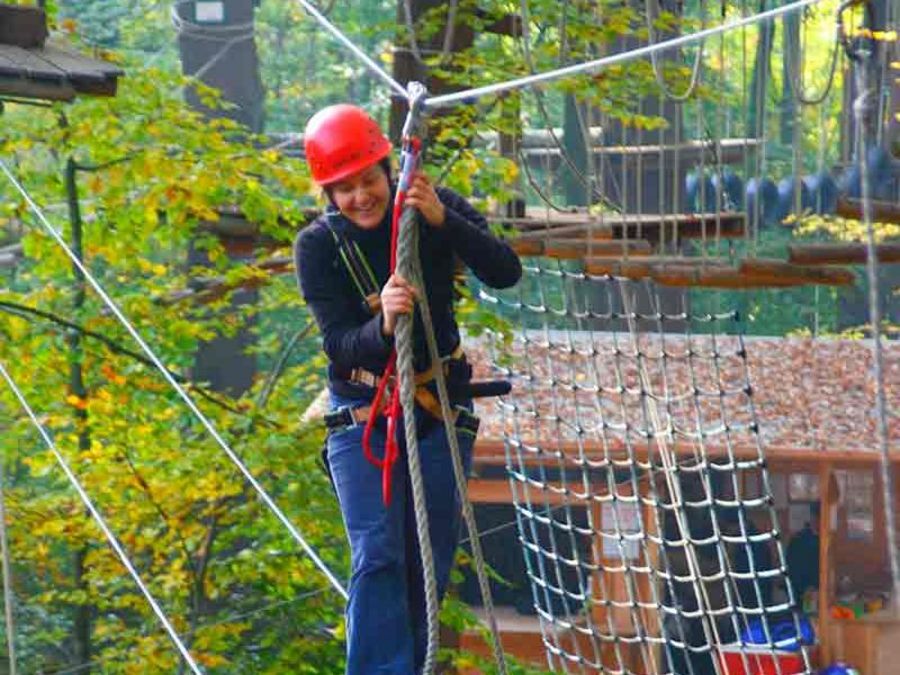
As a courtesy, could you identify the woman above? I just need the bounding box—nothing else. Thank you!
[295,104,521,674]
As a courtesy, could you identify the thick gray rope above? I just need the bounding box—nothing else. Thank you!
[396,203,509,675]
[394,206,441,674]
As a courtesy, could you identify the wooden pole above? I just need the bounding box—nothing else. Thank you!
[818,463,834,667]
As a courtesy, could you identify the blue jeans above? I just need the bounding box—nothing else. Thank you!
[326,392,476,675]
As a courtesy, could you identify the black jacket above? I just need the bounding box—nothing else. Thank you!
[295,186,521,398]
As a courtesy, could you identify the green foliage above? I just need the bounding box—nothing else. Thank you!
[0,64,347,672]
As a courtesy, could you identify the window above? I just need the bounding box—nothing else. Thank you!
[837,470,875,543]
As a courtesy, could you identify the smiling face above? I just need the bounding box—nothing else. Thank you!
[329,162,391,230]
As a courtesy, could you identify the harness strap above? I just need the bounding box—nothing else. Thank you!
[324,216,382,315]
[347,344,465,389]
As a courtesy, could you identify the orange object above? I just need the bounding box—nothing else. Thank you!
[831,606,855,620]
[303,104,392,186]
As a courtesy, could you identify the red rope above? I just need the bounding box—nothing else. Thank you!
[361,137,421,505]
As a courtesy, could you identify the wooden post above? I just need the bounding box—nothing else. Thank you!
[818,462,835,667]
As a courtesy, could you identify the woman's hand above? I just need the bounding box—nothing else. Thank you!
[404,171,446,228]
[380,273,416,336]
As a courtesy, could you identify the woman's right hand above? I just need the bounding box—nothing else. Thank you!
[380,273,416,336]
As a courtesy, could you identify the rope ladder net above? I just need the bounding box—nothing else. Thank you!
[475,271,816,674]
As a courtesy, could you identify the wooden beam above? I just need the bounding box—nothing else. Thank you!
[509,238,652,259]
[581,257,806,289]
[836,198,900,225]
[520,138,760,167]
[472,438,900,467]
[738,258,857,286]
[467,478,578,505]
[546,239,652,260]
[502,210,746,243]
[787,242,900,266]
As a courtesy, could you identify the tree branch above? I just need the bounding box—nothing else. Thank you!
[0,300,284,429]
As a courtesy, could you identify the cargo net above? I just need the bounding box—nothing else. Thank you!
[477,260,815,675]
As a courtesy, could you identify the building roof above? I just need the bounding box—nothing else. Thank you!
[469,336,900,457]
[0,4,122,102]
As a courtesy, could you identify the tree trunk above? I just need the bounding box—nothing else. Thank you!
[175,0,265,397]
[562,94,589,207]
[780,12,799,145]
[175,0,265,133]
[748,2,774,140]
[72,547,91,670]
[65,157,93,673]
[389,0,474,143]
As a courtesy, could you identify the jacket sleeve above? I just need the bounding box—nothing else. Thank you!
[295,225,393,372]
[437,188,522,289]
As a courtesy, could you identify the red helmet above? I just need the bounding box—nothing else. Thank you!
[304,104,392,186]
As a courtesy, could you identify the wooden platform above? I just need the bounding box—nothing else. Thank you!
[836,198,900,225]
[0,43,122,100]
[580,256,856,288]
[500,209,746,243]
[510,238,652,259]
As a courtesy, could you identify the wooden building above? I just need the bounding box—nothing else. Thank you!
[0,3,122,103]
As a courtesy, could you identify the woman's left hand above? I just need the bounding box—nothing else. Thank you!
[404,171,445,228]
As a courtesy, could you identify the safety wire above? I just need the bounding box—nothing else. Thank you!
[843,1,900,614]
[290,0,408,100]
[0,360,203,675]
[425,0,822,109]
[0,159,349,603]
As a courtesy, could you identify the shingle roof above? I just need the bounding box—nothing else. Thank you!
[0,41,122,101]
[469,336,899,455]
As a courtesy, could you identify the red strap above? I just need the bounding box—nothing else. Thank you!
[362,136,422,505]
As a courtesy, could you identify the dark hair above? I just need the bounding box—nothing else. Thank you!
[324,157,392,205]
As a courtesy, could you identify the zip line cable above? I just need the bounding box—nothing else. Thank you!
[288,0,817,114]
[0,360,203,675]
[0,159,349,603]
[847,30,900,615]
[424,0,822,108]
[290,0,408,100]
